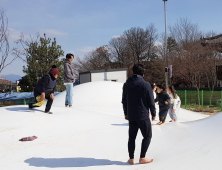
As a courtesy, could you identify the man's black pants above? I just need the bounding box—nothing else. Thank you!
[128,119,152,159]
[30,91,53,112]
[43,93,53,112]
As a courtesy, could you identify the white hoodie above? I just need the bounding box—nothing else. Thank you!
[168,93,181,110]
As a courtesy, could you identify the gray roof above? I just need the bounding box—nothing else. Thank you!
[80,68,128,75]
[201,34,222,52]
[0,79,14,85]
[202,34,222,44]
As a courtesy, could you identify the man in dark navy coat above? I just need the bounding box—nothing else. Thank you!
[29,65,60,114]
[122,64,156,165]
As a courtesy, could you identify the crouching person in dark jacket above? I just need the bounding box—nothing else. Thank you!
[122,64,156,165]
[29,65,60,114]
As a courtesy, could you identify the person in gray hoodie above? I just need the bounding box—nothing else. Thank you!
[64,53,75,107]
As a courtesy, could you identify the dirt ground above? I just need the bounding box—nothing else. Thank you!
[199,111,218,116]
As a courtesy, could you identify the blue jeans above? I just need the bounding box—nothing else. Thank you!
[65,83,73,106]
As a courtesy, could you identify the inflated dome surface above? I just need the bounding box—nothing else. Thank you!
[0,81,221,170]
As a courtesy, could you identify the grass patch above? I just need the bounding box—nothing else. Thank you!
[0,101,19,107]
[181,104,221,115]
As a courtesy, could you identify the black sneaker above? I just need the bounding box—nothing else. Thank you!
[29,103,33,109]
[45,111,53,114]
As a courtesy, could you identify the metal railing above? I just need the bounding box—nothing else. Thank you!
[176,90,222,112]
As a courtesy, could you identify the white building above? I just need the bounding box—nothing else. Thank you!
[79,68,128,84]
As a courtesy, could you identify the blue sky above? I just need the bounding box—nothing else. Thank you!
[1,0,222,76]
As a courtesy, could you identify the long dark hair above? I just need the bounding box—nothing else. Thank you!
[168,85,177,99]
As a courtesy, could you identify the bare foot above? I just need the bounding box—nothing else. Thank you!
[128,159,135,165]
[157,122,162,125]
[169,120,173,122]
[65,105,68,107]
[139,158,153,164]
[159,122,165,125]
[69,106,73,108]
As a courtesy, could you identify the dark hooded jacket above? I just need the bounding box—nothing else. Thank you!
[122,74,156,121]
[34,73,56,95]
[154,91,170,112]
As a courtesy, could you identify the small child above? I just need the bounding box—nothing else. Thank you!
[166,85,181,122]
[155,84,170,125]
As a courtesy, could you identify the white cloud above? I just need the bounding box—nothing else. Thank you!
[66,46,96,60]
[8,28,67,43]
[112,35,121,39]
[8,28,38,43]
[77,46,96,53]
[154,41,163,47]
[43,29,67,36]
[8,28,22,42]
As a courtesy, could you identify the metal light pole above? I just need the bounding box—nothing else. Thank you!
[163,0,168,87]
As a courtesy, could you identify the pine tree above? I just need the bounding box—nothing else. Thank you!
[167,37,178,53]
[22,34,65,91]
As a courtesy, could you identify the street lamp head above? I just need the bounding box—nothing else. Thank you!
[163,0,168,1]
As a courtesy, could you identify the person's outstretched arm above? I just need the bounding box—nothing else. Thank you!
[122,83,128,120]
[164,93,171,105]
[146,83,156,120]
[40,75,50,100]
[49,85,56,100]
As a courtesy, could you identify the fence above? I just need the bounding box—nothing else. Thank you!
[1,91,222,111]
[176,90,222,111]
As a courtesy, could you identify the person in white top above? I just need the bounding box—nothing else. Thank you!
[151,84,157,100]
[166,85,181,122]
[150,84,158,121]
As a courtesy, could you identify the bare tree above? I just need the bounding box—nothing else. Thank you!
[12,33,64,90]
[169,18,202,48]
[123,24,158,64]
[171,39,222,105]
[12,33,40,82]
[168,18,206,94]
[0,9,15,74]
[200,49,222,105]
[109,36,132,68]
[75,45,112,73]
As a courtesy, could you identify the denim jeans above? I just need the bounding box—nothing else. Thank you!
[65,83,73,106]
